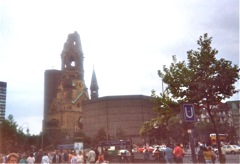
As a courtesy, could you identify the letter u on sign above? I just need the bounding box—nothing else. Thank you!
[183,104,195,122]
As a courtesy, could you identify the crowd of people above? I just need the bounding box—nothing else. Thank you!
[0,142,227,164]
[142,142,225,164]
[197,145,227,164]
[142,143,185,163]
[0,147,108,164]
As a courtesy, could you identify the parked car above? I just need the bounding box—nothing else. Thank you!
[138,146,154,153]
[152,145,166,154]
[221,145,240,154]
[117,149,131,156]
[132,147,138,153]
[212,147,219,154]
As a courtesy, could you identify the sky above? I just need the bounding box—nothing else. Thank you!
[0,0,239,135]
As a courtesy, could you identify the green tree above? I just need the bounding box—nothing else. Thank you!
[139,121,151,138]
[43,130,68,150]
[0,115,42,153]
[92,127,107,146]
[139,91,180,144]
[158,33,240,160]
[0,115,21,153]
[115,127,127,140]
[167,116,187,144]
[139,121,158,145]
[74,131,91,148]
[151,91,179,125]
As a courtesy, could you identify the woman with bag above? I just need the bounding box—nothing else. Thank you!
[203,146,213,164]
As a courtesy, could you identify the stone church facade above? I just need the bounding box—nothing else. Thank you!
[42,32,155,145]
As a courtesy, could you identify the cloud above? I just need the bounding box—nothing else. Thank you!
[1,0,239,135]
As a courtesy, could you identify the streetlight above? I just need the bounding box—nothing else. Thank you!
[153,121,160,144]
[19,122,30,152]
[20,122,30,135]
[153,121,166,145]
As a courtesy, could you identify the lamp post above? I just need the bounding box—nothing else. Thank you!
[153,121,160,144]
[153,121,166,145]
[20,122,30,152]
[21,122,30,135]
[188,127,197,163]
[41,131,43,150]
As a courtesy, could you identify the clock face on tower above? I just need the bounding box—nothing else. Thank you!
[75,80,84,90]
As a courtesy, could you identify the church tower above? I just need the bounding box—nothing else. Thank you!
[43,32,89,139]
[90,68,99,100]
[61,31,84,81]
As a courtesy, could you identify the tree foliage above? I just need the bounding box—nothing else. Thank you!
[91,127,107,146]
[139,92,181,144]
[0,115,23,153]
[167,116,187,144]
[158,33,239,104]
[0,115,43,153]
[115,127,127,140]
[151,91,179,124]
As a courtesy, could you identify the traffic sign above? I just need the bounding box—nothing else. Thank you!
[182,104,195,122]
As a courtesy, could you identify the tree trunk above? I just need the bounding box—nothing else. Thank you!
[206,101,225,163]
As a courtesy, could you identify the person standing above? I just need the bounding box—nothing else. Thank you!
[62,149,69,163]
[153,147,160,161]
[82,150,87,163]
[35,149,43,163]
[70,152,78,164]
[165,144,174,163]
[210,147,217,163]
[197,146,205,163]
[41,152,51,164]
[68,151,74,163]
[76,151,84,164]
[52,150,62,163]
[96,152,105,163]
[19,153,27,163]
[144,148,150,161]
[88,147,96,164]
[220,146,226,163]
[173,143,184,163]
[203,146,213,164]
[26,152,35,164]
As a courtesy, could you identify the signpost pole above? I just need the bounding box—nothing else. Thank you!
[188,128,197,163]
[182,104,197,163]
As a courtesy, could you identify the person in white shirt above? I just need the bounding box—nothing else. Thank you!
[41,152,50,164]
[88,148,96,164]
[77,151,84,164]
[26,153,35,164]
[70,153,78,164]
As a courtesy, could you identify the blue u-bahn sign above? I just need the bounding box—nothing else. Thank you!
[182,104,195,122]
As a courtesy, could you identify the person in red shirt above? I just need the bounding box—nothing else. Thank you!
[173,143,184,163]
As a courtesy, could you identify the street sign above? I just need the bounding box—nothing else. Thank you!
[100,140,131,146]
[58,144,74,150]
[182,104,195,122]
